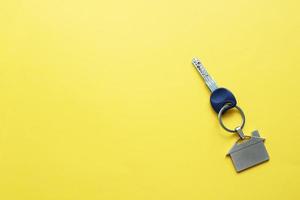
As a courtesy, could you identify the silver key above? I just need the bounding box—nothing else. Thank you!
[192,58,218,92]
[192,58,270,172]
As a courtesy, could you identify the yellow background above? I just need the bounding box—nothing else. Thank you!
[0,0,299,199]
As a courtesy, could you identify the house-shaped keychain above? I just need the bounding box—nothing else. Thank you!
[227,130,269,172]
[191,58,270,172]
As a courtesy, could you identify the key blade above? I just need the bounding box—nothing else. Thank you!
[192,58,218,92]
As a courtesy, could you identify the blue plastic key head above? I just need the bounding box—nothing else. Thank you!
[210,88,237,113]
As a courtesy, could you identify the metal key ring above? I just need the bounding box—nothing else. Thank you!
[218,104,246,133]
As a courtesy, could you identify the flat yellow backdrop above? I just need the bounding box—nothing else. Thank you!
[0,0,300,199]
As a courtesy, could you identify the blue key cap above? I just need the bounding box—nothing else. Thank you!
[210,88,236,113]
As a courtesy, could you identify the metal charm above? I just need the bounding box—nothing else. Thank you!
[227,130,269,172]
[217,96,270,172]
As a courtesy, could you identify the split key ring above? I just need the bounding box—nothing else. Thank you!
[218,104,246,139]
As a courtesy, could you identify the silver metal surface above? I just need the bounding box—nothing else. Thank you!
[192,58,218,92]
[227,130,269,172]
[235,126,245,140]
[217,104,246,133]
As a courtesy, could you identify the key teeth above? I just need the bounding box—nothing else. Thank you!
[192,58,201,65]
[192,57,218,92]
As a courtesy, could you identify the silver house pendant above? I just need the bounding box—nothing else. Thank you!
[227,130,269,172]
[217,97,270,172]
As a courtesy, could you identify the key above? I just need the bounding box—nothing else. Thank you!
[192,58,269,172]
[192,58,237,113]
[191,57,270,172]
